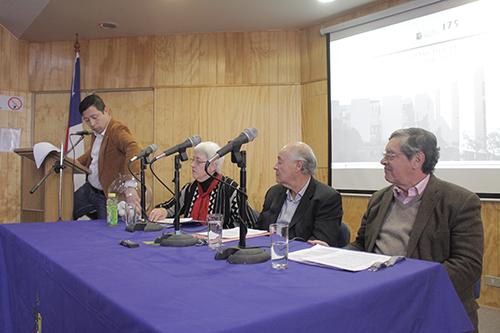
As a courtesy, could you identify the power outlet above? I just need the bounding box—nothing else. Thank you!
[484,275,500,288]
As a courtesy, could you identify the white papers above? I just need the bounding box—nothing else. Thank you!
[196,227,268,241]
[33,142,60,168]
[289,245,392,272]
[155,218,194,224]
[221,228,268,239]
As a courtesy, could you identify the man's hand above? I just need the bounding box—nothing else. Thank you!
[307,239,329,247]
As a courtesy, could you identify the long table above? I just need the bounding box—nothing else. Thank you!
[0,220,472,332]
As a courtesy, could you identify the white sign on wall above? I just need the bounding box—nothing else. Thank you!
[0,95,24,112]
[0,128,21,152]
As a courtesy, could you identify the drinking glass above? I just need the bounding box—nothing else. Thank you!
[269,223,288,270]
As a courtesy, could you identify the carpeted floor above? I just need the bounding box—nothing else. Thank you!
[478,306,500,333]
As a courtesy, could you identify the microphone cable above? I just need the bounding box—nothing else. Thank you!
[203,166,257,228]
[149,159,175,196]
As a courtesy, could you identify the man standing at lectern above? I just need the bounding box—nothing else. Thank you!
[73,94,142,220]
[256,142,343,246]
[347,127,483,331]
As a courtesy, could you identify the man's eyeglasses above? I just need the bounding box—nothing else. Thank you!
[382,151,402,161]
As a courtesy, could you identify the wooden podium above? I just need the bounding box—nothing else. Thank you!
[15,148,88,222]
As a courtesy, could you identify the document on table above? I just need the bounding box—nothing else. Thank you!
[289,245,392,272]
[196,227,268,242]
[155,218,195,225]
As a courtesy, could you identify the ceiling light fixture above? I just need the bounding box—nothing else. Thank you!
[318,0,336,3]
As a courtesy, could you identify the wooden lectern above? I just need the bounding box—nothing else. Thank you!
[14,148,88,222]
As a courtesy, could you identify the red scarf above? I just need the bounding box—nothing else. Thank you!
[190,176,221,224]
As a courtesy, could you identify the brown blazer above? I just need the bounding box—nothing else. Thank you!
[350,174,483,315]
[77,118,141,195]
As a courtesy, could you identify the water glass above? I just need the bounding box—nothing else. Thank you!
[124,204,137,226]
[269,223,289,270]
[207,213,223,251]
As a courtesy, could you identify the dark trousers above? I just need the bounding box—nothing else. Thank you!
[73,182,107,220]
[469,309,478,333]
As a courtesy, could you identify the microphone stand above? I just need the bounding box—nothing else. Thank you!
[126,155,163,232]
[57,142,64,221]
[139,157,148,221]
[157,149,198,247]
[214,149,270,264]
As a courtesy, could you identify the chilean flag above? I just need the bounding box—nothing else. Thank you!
[64,52,82,154]
[65,51,86,190]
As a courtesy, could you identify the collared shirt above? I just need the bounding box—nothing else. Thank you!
[277,177,311,224]
[393,174,430,205]
[87,128,107,190]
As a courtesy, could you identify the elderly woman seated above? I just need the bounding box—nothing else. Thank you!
[148,141,255,228]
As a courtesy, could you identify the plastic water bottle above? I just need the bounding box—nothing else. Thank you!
[106,192,118,226]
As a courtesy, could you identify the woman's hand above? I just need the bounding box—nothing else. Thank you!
[148,208,168,222]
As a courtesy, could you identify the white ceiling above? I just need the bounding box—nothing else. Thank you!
[0,0,377,42]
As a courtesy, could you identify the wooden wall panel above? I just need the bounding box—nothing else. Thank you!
[480,202,500,307]
[300,26,327,84]
[0,25,30,224]
[153,85,301,211]
[0,28,29,91]
[29,37,153,91]
[155,31,300,87]
[302,80,328,168]
[85,37,154,89]
[29,41,76,92]
[0,91,31,224]
[33,93,68,145]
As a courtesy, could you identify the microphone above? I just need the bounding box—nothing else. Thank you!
[152,136,201,162]
[130,144,158,162]
[207,128,257,164]
[70,130,92,136]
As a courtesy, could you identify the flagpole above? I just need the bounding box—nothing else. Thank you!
[64,34,81,154]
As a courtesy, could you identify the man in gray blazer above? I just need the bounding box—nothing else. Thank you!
[348,128,483,331]
[256,142,343,246]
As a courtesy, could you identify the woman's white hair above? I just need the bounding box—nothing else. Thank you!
[193,141,224,173]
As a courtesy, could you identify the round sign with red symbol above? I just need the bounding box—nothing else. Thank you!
[7,97,23,111]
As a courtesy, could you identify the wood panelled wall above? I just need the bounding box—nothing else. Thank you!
[299,0,499,308]
[26,32,301,215]
[0,25,31,223]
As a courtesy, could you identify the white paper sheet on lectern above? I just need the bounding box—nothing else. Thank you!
[33,142,60,168]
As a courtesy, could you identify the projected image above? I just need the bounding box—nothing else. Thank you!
[330,0,500,167]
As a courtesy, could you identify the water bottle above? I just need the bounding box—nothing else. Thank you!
[106,192,118,226]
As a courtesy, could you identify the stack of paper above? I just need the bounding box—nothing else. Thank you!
[155,218,196,224]
[196,227,269,243]
[289,245,393,272]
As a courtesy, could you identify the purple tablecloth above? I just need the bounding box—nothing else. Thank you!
[0,220,472,333]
